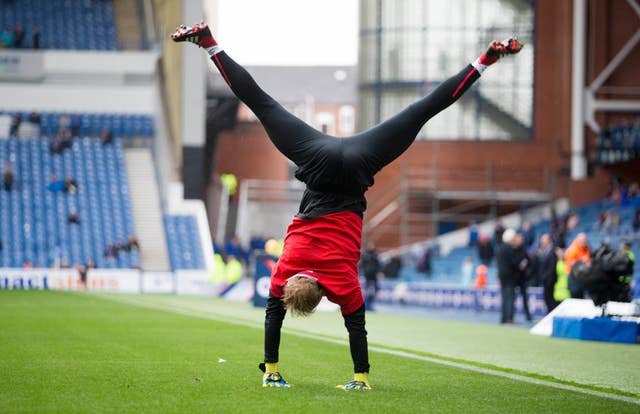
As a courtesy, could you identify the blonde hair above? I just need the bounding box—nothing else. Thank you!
[283,276,323,317]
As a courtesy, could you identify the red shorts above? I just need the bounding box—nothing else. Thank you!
[270,211,364,315]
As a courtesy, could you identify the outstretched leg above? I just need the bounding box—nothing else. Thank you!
[344,39,523,175]
[172,23,327,166]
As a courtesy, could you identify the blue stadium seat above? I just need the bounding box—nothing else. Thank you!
[163,215,206,271]
[0,0,118,50]
[0,136,137,269]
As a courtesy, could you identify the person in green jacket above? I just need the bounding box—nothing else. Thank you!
[554,247,570,303]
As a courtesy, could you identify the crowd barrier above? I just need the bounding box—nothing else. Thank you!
[1,267,547,318]
[376,281,547,317]
[0,268,206,295]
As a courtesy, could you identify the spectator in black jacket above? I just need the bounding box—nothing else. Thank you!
[512,233,532,322]
[14,23,24,47]
[633,208,640,234]
[68,208,80,224]
[537,233,557,314]
[360,241,381,311]
[497,228,518,324]
[477,234,494,265]
[2,161,14,191]
[32,25,41,49]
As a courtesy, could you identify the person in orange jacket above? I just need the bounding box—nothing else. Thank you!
[564,233,590,298]
[473,264,488,312]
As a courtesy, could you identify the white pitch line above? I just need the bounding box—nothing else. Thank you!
[99,294,640,405]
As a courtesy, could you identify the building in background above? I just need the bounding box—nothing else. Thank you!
[359,0,535,140]
[356,0,640,249]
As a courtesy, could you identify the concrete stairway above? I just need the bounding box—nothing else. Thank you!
[113,0,142,50]
[125,148,170,271]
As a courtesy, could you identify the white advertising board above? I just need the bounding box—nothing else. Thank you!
[142,272,175,294]
[0,268,140,293]
[175,270,216,296]
[0,268,78,290]
[86,269,141,293]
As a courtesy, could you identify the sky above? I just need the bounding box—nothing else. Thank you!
[206,0,359,66]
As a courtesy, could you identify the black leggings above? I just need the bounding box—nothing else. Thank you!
[211,51,480,187]
[264,295,369,373]
[211,51,480,374]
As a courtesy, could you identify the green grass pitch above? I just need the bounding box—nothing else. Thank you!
[1,290,639,413]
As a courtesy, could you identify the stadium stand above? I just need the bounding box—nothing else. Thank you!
[0,137,138,269]
[163,215,205,270]
[596,119,640,165]
[395,198,640,297]
[0,0,117,50]
[0,111,154,141]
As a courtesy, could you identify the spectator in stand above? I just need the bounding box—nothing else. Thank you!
[601,209,621,234]
[521,220,535,250]
[47,175,65,192]
[359,241,381,311]
[473,264,488,312]
[0,239,3,251]
[70,115,81,137]
[100,127,114,145]
[476,234,494,266]
[126,234,140,252]
[63,176,79,194]
[60,129,73,151]
[114,239,125,254]
[9,113,21,137]
[23,261,33,269]
[550,219,566,249]
[225,255,244,286]
[68,208,80,224]
[633,208,640,235]
[565,211,579,231]
[104,243,117,259]
[468,222,479,246]
[32,25,41,49]
[14,23,24,48]
[76,263,88,286]
[49,135,62,154]
[628,182,640,201]
[1,25,15,48]
[537,233,558,314]
[383,256,402,279]
[28,112,41,126]
[416,246,432,277]
[225,235,246,262]
[461,257,474,287]
[564,233,591,298]
[493,221,505,246]
[2,161,14,191]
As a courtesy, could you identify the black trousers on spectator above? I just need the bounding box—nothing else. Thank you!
[500,281,515,323]
[516,281,532,321]
[543,278,558,314]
